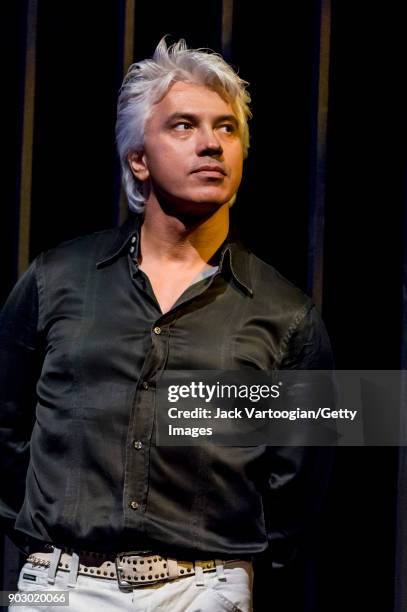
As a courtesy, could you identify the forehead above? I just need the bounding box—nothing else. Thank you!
[150,81,236,120]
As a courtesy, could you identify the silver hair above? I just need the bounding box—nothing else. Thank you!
[115,37,252,213]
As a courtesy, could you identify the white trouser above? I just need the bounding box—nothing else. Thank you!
[10,558,253,612]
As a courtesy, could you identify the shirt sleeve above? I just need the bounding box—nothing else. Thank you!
[264,304,335,569]
[0,260,42,536]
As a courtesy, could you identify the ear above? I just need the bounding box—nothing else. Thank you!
[127,150,149,182]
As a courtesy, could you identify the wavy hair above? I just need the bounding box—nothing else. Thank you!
[116,38,252,213]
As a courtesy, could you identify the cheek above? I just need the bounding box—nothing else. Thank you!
[230,153,244,181]
[228,143,244,168]
[146,145,188,180]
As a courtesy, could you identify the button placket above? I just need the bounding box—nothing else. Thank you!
[124,317,170,524]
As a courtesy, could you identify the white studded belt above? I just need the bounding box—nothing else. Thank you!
[27,550,230,588]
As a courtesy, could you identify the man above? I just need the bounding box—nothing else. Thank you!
[0,39,333,611]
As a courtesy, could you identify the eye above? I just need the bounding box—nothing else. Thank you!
[219,123,237,134]
[173,121,193,131]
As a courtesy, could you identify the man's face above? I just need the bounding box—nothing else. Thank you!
[129,81,244,215]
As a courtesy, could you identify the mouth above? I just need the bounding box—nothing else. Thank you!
[191,165,226,176]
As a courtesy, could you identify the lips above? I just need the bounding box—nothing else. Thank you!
[191,164,226,175]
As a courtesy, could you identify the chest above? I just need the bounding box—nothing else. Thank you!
[41,270,281,389]
[138,262,216,314]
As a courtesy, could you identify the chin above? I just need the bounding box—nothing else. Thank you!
[186,191,234,209]
[189,197,229,211]
[155,188,232,217]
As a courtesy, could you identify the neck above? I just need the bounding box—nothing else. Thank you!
[139,199,229,267]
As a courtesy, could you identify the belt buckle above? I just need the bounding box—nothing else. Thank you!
[115,554,132,588]
[115,551,155,589]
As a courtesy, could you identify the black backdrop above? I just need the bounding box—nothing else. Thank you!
[1,1,406,611]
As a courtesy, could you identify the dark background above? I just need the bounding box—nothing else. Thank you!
[1,1,406,611]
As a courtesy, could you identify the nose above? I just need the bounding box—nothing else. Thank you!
[196,126,223,157]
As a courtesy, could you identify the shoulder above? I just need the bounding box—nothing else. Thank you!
[236,248,333,366]
[250,253,333,368]
[34,227,120,280]
[39,228,118,266]
[29,228,121,305]
[246,249,313,317]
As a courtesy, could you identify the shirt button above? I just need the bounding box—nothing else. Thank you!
[133,440,143,450]
[131,236,136,244]
[153,326,162,335]
[142,381,149,390]
[130,501,139,510]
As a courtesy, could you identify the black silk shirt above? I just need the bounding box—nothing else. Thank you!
[0,214,333,564]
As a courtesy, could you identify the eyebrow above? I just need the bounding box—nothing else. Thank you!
[165,112,239,128]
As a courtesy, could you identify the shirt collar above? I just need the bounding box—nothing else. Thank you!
[96,213,141,269]
[218,242,253,296]
[96,213,253,296]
